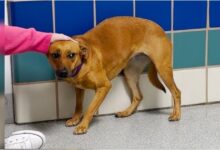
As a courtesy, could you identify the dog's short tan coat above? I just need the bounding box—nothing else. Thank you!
[48,17,181,134]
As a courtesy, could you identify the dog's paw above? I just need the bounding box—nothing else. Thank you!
[168,113,180,121]
[65,117,81,127]
[115,111,131,118]
[115,111,134,118]
[74,125,88,135]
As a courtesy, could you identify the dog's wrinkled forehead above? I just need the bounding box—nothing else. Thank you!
[49,40,80,53]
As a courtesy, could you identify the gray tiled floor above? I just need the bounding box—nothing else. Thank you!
[5,103,220,149]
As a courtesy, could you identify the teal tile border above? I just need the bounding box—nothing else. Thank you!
[0,56,4,94]
[174,31,206,69]
[13,52,55,83]
[208,30,220,66]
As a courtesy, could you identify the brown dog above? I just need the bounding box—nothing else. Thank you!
[48,17,181,134]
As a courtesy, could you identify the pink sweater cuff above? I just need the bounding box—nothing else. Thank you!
[31,30,52,54]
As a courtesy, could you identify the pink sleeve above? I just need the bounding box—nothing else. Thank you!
[0,25,52,55]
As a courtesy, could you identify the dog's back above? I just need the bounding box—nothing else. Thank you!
[80,16,168,79]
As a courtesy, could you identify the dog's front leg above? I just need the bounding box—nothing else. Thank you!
[66,88,84,127]
[74,83,111,134]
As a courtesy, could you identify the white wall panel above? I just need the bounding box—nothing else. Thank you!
[58,81,95,119]
[14,82,56,123]
[174,68,206,105]
[138,74,171,111]
[99,76,131,115]
[208,67,220,102]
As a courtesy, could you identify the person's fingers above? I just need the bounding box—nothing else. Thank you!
[59,34,72,40]
[51,33,72,43]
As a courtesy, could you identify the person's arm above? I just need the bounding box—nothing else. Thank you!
[0,25,72,55]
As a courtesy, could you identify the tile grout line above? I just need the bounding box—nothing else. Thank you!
[52,0,59,120]
[93,0,96,28]
[205,0,210,104]
[52,0,56,33]
[207,65,220,68]
[171,0,174,67]
[171,0,174,110]
[173,28,206,33]
[14,81,57,86]
[174,66,206,72]
[167,28,219,34]
[208,27,220,30]
[93,0,99,115]
[133,0,136,17]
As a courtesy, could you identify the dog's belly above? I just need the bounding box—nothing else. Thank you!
[106,53,151,80]
[126,53,151,72]
[123,53,151,76]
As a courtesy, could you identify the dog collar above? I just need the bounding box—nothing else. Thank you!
[70,62,83,78]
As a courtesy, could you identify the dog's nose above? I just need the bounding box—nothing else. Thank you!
[57,69,68,78]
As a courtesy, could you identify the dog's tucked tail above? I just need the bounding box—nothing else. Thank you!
[148,63,166,93]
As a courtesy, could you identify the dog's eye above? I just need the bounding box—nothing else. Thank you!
[51,53,60,59]
[67,53,75,59]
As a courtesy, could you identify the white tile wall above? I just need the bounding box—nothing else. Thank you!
[208,67,220,102]
[59,74,171,116]
[13,82,57,123]
[99,76,131,115]
[57,82,75,119]
[58,81,95,119]
[138,74,171,110]
[174,68,206,105]
[58,77,131,116]
[100,68,206,114]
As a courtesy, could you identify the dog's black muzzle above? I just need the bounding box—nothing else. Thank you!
[56,68,68,78]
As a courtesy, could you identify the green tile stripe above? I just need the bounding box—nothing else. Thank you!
[174,31,206,69]
[0,56,4,94]
[208,29,220,66]
[13,52,55,83]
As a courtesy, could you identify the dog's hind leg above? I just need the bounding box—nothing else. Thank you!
[148,37,181,121]
[156,64,181,121]
[115,54,149,118]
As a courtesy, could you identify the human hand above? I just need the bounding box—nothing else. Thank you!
[50,33,72,43]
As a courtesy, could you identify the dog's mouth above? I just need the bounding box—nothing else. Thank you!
[56,73,68,79]
[56,62,83,79]
[56,68,79,79]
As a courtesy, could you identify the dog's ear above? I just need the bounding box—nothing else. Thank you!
[72,36,89,62]
[79,43,89,62]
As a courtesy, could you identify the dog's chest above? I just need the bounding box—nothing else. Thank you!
[65,78,95,89]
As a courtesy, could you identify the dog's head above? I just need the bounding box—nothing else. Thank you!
[48,39,89,78]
